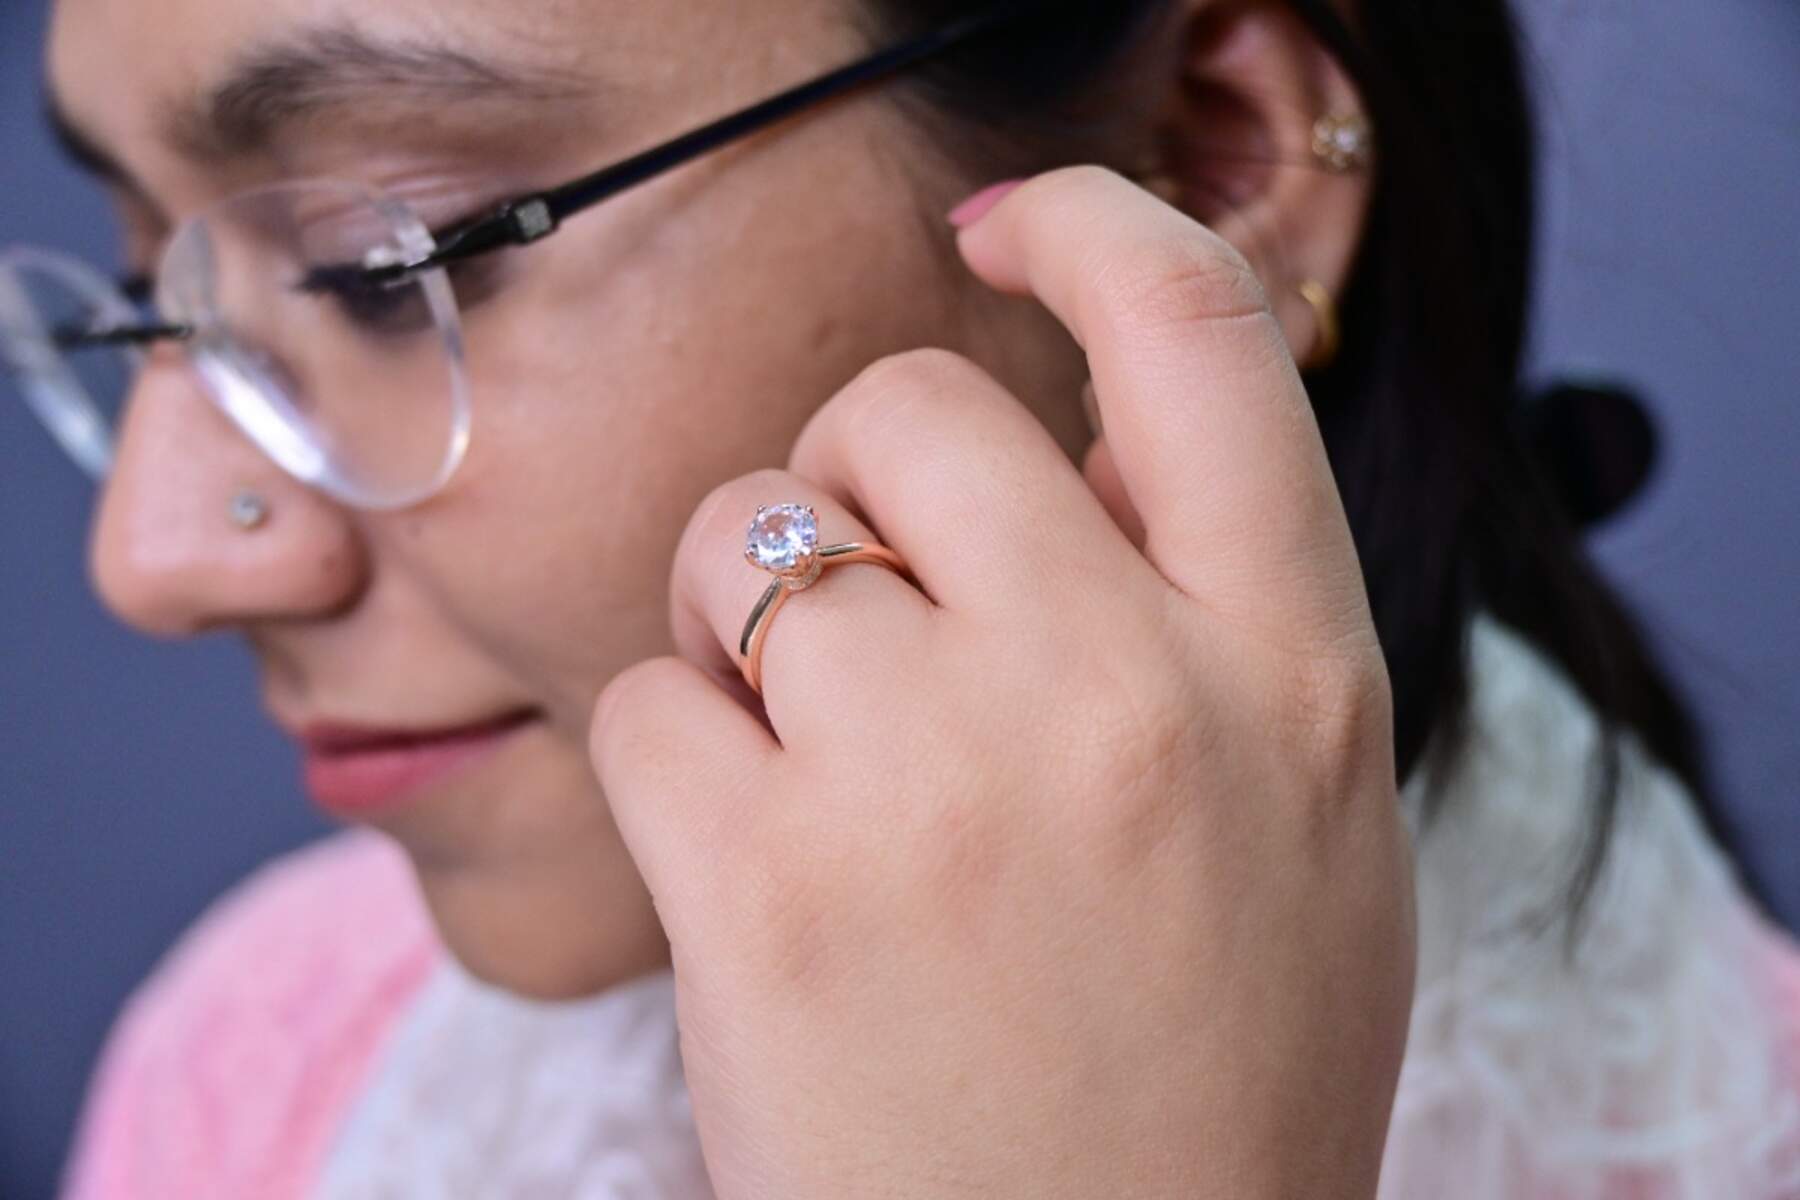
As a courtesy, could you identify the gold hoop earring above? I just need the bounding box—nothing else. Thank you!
[1295,279,1340,371]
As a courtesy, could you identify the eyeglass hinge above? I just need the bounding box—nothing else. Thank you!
[505,198,558,245]
[421,196,560,273]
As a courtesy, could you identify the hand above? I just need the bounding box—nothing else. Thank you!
[591,166,1415,1200]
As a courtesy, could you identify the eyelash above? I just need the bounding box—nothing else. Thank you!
[113,218,509,320]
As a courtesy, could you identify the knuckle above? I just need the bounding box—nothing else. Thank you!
[1006,164,1275,344]
[1091,228,1271,345]
[1268,644,1400,875]
[838,347,984,433]
[733,818,858,995]
[1275,639,1394,782]
[819,349,997,490]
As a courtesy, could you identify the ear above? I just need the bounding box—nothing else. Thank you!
[1130,0,1375,372]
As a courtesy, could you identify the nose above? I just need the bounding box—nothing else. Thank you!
[88,346,367,638]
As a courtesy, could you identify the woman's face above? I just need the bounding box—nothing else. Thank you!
[47,0,1096,994]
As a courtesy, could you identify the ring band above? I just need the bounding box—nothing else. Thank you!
[739,503,908,695]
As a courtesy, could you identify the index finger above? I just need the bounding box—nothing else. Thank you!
[953,166,1369,644]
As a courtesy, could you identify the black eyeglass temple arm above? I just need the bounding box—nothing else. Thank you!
[28,2,1036,343]
[382,1,1037,282]
[53,321,194,349]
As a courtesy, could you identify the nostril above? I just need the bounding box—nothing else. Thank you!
[87,477,368,639]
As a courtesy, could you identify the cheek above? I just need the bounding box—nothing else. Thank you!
[389,260,838,725]
[388,137,958,722]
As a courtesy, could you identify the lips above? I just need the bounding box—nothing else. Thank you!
[297,707,540,816]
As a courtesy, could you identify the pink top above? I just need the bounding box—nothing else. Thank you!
[61,832,439,1198]
[51,619,1800,1198]
[55,827,1800,1198]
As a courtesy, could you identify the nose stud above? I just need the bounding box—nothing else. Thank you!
[229,490,270,530]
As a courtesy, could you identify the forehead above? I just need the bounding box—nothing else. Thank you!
[47,0,613,96]
[44,0,857,192]
[44,0,847,123]
[42,0,783,202]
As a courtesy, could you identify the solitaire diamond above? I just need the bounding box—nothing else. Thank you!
[746,504,819,573]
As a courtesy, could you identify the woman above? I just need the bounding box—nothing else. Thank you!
[5,0,1796,1194]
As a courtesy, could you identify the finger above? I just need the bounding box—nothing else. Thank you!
[1080,435,1147,551]
[786,348,1144,614]
[589,654,779,935]
[670,467,935,743]
[954,166,1367,641]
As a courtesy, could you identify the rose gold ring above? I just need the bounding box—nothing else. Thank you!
[739,503,908,695]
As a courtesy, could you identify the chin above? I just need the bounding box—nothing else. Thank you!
[433,899,675,1002]
[316,723,672,998]
[444,934,668,1002]
[389,799,674,1001]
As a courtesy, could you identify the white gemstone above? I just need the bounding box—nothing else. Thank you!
[746,504,818,572]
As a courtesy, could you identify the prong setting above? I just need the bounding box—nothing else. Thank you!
[746,503,821,583]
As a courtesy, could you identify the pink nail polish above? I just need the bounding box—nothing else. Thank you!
[947,179,1026,228]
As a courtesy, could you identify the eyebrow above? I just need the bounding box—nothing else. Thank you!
[162,26,590,163]
[43,23,590,196]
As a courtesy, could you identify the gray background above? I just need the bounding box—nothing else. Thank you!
[2,0,1796,1193]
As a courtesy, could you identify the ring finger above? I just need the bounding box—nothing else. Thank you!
[669,467,936,742]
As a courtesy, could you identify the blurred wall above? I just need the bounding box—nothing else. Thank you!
[1525,0,1800,909]
[0,6,330,1192]
[2,0,1796,1193]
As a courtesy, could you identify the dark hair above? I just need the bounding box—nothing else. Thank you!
[863,0,1752,925]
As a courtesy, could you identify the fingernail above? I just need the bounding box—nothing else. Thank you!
[947,179,1026,228]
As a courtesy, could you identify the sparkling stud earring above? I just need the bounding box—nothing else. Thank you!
[229,490,270,530]
[1311,111,1374,173]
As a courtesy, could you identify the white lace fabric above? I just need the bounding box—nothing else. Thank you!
[315,966,711,1199]
[316,616,1800,1198]
[1385,617,1800,1199]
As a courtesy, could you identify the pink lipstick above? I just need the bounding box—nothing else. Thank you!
[298,708,538,816]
